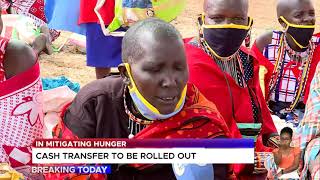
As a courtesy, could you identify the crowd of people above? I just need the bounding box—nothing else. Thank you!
[0,0,319,179]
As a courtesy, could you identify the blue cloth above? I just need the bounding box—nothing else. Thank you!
[308,139,320,161]
[122,0,152,8]
[172,164,214,180]
[86,23,123,68]
[42,76,80,93]
[45,0,86,35]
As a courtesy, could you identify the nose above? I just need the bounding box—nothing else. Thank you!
[160,74,177,88]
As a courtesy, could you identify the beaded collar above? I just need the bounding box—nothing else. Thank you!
[268,33,315,112]
[123,86,154,125]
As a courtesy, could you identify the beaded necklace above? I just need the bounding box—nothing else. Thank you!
[268,33,315,112]
[123,87,149,138]
[197,20,263,122]
[198,31,247,87]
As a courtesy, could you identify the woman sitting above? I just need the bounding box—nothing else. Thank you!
[0,8,43,178]
[265,127,300,179]
[253,0,320,126]
[49,18,231,180]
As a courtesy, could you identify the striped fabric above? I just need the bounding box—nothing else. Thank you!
[254,152,272,174]
[2,145,32,168]
[263,31,320,103]
[237,123,261,142]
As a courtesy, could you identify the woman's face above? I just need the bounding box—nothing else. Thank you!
[280,0,315,26]
[280,133,292,148]
[128,34,188,114]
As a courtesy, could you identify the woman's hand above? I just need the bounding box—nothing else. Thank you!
[276,169,283,177]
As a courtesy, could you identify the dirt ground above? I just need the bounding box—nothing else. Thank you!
[40,0,320,87]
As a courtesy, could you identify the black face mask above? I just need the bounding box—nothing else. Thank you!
[280,16,315,49]
[200,16,253,58]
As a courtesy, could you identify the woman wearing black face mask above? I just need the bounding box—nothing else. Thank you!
[185,0,279,178]
[253,0,320,127]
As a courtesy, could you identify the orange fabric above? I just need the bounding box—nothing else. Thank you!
[274,147,300,169]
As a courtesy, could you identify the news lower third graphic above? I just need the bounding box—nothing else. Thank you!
[31,165,111,174]
[32,139,255,164]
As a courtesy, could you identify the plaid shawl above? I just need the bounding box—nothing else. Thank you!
[292,62,320,179]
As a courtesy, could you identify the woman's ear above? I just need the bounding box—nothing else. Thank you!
[118,63,130,85]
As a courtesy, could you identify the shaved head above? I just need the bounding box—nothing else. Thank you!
[121,18,183,63]
[119,18,188,115]
[277,0,315,18]
[204,0,248,16]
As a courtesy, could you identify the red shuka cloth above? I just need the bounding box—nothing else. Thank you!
[45,83,231,179]
[185,39,278,176]
[185,39,277,151]
[79,0,115,25]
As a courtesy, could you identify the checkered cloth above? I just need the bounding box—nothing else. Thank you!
[263,31,320,103]
[264,154,278,178]
[299,62,320,128]
[293,62,320,148]
[292,62,320,179]
[302,138,320,180]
